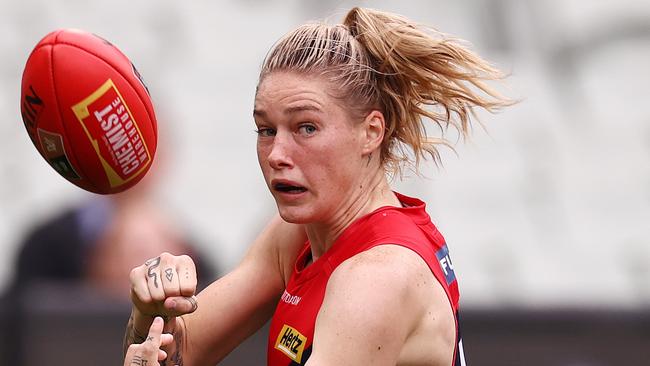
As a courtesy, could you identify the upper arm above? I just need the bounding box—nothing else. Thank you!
[182,214,306,365]
[306,245,428,366]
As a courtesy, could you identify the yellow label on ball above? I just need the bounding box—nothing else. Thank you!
[72,79,151,188]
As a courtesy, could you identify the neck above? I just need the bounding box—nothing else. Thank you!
[305,168,400,262]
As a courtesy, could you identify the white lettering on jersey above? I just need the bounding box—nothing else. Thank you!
[281,290,301,305]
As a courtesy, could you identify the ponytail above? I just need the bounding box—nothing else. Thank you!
[344,7,513,171]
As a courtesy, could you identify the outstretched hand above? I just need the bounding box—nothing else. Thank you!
[124,317,174,366]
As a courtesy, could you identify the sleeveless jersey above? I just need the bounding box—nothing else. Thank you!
[267,192,466,366]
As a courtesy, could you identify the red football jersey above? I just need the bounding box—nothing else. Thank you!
[267,192,466,366]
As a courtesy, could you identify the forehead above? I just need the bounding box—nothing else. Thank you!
[255,72,334,111]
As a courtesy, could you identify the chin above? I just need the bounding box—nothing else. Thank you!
[276,205,315,224]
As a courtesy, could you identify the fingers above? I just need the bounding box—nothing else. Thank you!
[164,295,199,315]
[160,255,181,297]
[129,252,198,317]
[158,349,168,362]
[124,344,137,366]
[124,317,173,366]
[147,316,164,347]
[177,254,197,297]
[130,266,152,304]
[145,256,165,301]
[147,253,196,301]
[148,317,173,362]
[160,333,174,347]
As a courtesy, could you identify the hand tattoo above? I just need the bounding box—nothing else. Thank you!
[165,268,174,283]
[146,257,161,288]
[171,325,183,366]
[131,355,148,366]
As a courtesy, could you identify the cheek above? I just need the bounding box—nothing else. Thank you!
[256,144,271,176]
[308,137,361,186]
[256,143,265,162]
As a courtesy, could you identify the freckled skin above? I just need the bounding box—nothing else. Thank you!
[254,72,369,228]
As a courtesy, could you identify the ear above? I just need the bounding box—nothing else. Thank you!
[361,110,385,156]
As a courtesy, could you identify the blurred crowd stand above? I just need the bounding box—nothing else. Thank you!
[0,0,649,365]
[0,170,217,365]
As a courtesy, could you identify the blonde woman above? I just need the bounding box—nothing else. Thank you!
[124,7,510,366]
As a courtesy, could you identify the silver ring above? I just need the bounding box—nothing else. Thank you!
[188,295,198,312]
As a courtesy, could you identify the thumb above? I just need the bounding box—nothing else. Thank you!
[164,295,198,315]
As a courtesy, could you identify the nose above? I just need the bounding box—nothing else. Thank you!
[266,133,293,170]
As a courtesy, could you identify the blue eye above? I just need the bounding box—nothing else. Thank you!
[298,124,317,135]
[255,128,276,137]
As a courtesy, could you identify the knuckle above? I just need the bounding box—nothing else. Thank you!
[129,267,142,282]
[180,276,196,287]
[131,285,150,302]
[181,286,194,296]
[164,283,181,296]
[179,285,194,297]
[150,290,166,302]
[165,290,180,298]
[127,344,139,354]
[134,294,153,307]
[180,285,196,297]
[142,341,157,354]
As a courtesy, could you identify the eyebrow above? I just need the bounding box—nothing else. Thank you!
[253,109,265,118]
[253,104,323,118]
[284,104,323,114]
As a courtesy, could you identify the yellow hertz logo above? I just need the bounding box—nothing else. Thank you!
[274,324,307,363]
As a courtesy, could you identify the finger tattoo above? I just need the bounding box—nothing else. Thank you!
[146,257,161,288]
[146,336,154,341]
[131,355,148,366]
[165,268,174,283]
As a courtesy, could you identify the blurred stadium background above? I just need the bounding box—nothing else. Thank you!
[0,0,649,365]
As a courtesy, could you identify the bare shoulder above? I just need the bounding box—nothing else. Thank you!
[310,245,455,366]
[328,244,442,314]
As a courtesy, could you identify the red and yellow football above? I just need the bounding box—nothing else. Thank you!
[20,29,157,194]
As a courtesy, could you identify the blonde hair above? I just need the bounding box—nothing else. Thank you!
[259,7,513,174]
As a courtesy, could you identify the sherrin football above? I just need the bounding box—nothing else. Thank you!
[20,29,157,194]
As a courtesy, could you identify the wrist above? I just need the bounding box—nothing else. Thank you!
[131,308,155,339]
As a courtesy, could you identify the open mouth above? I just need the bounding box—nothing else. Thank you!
[274,182,307,194]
